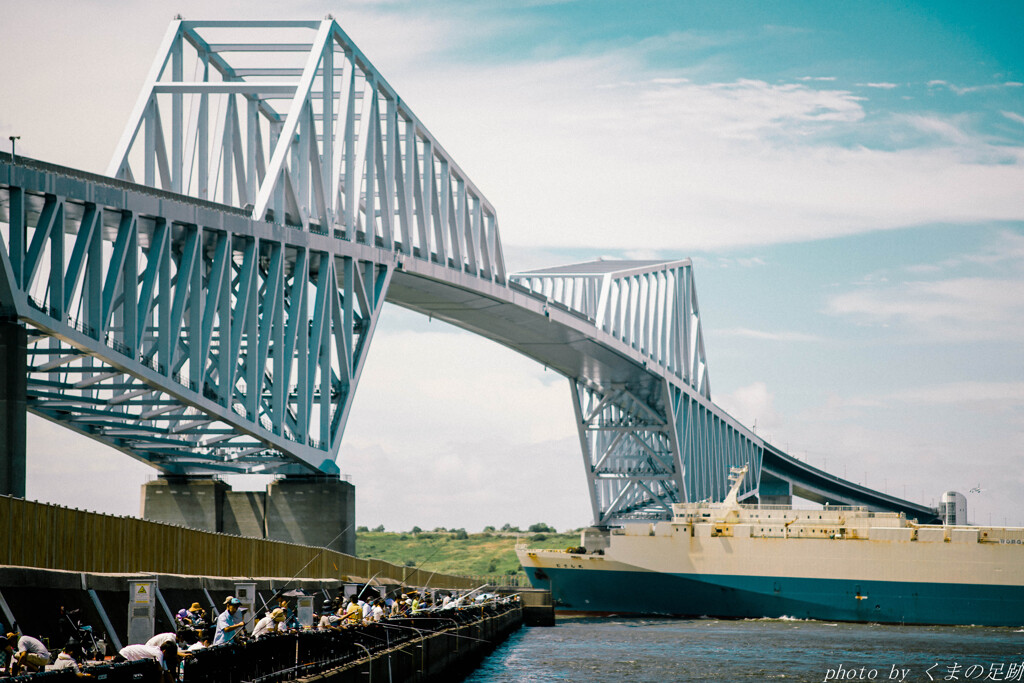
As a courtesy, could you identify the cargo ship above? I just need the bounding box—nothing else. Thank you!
[516,467,1024,626]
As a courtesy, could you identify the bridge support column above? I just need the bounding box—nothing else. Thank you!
[141,477,229,532]
[0,320,27,498]
[757,471,793,506]
[265,476,355,555]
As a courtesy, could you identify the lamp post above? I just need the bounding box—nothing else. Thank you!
[9,136,20,164]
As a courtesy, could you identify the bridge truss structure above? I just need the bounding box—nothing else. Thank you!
[0,19,938,524]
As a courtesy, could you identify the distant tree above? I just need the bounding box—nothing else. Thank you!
[373,524,385,532]
[528,522,556,533]
[500,523,521,533]
[404,559,416,567]
[531,533,547,541]
[411,526,422,534]
[487,559,498,573]
[483,525,496,532]
[356,526,369,533]
[453,528,469,540]
[433,526,447,532]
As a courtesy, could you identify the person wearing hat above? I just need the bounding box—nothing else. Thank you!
[187,602,207,628]
[317,602,341,631]
[251,607,286,639]
[213,598,245,645]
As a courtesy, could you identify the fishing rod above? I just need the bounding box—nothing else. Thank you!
[394,541,447,595]
[355,570,384,601]
[254,522,355,618]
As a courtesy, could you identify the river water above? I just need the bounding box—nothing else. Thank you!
[463,617,1024,683]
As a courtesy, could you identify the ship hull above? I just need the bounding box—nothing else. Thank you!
[522,563,1024,626]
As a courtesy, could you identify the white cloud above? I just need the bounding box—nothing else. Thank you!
[714,381,781,435]
[716,327,823,342]
[888,381,1024,407]
[1003,111,1024,126]
[858,82,900,89]
[827,276,1024,341]
[7,4,1022,255]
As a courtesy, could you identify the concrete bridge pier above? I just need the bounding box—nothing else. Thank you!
[0,319,26,498]
[757,471,793,506]
[142,474,355,554]
[265,475,355,554]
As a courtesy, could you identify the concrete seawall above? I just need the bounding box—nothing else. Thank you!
[0,565,542,682]
[302,606,523,683]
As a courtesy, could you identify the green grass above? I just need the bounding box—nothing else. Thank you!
[355,529,582,580]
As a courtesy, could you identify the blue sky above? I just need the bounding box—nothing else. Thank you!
[3,1,1022,530]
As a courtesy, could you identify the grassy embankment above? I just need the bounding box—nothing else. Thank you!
[355,529,582,582]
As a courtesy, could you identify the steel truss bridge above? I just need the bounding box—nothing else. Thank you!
[0,19,938,525]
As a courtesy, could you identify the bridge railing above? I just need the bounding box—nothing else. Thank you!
[511,259,710,399]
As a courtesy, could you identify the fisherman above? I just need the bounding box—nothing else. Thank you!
[361,596,373,622]
[51,641,95,679]
[117,641,186,683]
[186,630,212,651]
[343,597,362,626]
[5,633,50,675]
[252,608,286,639]
[146,632,177,648]
[213,598,245,645]
[187,602,207,629]
[275,597,299,629]
[317,602,341,631]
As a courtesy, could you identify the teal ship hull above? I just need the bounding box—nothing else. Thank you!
[523,565,1024,627]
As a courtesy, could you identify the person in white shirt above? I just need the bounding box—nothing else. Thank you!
[146,633,177,648]
[6,634,50,674]
[186,632,212,651]
[118,640,188,675]
[52,642,94,679]
[317,602,341,631]
[251,608,286,639]
[117,643,163,663]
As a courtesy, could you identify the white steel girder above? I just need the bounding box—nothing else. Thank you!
[570,379,683,524]
[570,376,763,525]
[0,175,392,475]
[107,19,506,286]
[512,260,710,399]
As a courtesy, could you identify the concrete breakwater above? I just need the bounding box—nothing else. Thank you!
[296,605,523,683]
[0,604,523,683]
[0,565,537,682]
